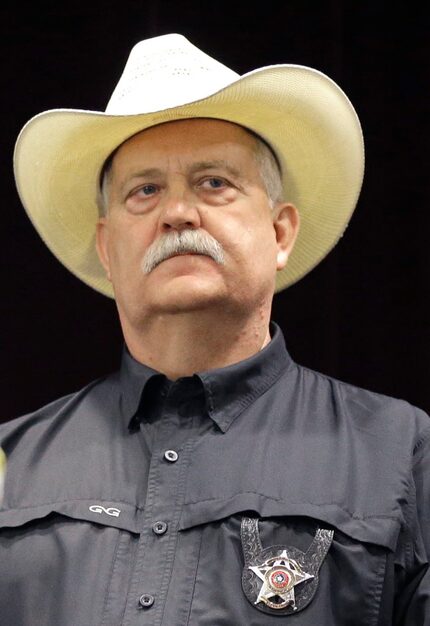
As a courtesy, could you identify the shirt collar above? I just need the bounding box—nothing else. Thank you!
[120,322,293,433]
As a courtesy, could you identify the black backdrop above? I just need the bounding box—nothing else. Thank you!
[1,1,429,422]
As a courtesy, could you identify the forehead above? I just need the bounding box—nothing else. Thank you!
[111,119,258,169]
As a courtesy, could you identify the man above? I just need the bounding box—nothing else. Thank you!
[1,34,429,626]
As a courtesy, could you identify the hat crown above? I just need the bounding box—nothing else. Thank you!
[105,34,239,115]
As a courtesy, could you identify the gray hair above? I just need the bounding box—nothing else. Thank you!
[252,134,284,209]
[96,127,283,217]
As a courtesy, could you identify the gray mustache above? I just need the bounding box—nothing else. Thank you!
[141,230,225,274]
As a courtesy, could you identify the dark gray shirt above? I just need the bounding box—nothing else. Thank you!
[1,324,429,625]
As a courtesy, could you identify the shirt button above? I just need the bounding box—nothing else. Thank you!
[138,594,154,608]
[152,520,168,535]
[164,449,178,463]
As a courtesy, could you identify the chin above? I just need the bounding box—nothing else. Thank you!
[153,291,226,313]
[151,274,225,306]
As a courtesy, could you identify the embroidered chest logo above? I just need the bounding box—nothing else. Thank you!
[241,517,333,616]
[89,504,121,517]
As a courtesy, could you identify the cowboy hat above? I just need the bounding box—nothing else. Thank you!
[13,33,364,297]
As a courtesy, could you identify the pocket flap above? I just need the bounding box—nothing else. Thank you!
[178,492,400,550]
[0,499,142,533]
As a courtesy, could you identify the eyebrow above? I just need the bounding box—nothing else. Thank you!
[118,168,164,195]
[187,160,242,179]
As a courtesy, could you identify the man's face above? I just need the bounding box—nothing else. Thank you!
[96,119,298,327]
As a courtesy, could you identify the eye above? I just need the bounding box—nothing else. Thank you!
[127,183,159,200]
[125,182,160,214]
[199,177,228,190]
[136,184,158,196]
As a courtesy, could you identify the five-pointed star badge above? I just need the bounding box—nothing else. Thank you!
[249,550,314,610]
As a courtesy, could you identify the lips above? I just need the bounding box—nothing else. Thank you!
[165,251,207,260]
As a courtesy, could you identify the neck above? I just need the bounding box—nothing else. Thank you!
[120,307,272,379]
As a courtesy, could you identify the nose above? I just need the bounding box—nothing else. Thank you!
[159,187,201,233]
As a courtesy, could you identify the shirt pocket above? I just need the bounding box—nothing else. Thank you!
[177,495,398,626]
[0,500,142,626]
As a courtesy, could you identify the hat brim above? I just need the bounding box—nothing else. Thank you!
[14,64,364,297]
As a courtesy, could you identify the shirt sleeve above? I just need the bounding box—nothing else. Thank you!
[394,411,430,625]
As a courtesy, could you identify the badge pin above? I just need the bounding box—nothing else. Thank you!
[241,517,333,616]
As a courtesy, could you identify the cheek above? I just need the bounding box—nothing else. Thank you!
[228,221,278,261]
[106,223,151,279]
[220,230,278,294]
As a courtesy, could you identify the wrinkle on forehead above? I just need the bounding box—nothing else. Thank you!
[101,118,274,186]
[114,119,257,162]
[112,124,262,184]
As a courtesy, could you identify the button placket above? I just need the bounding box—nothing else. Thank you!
[124,412,179,622]
[124,378,203,624]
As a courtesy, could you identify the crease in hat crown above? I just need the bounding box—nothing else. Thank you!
[13,32,365,299]
[105,34,240,115]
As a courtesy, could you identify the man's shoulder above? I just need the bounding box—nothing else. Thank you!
[0,370,129,518]
[0,372,120,444]
[292,361,430,441]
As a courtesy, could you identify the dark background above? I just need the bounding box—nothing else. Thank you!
[1,1,429,422]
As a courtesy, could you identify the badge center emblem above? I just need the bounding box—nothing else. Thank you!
[269,567,291,591]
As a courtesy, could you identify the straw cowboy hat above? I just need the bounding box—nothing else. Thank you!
[13,33,364,297]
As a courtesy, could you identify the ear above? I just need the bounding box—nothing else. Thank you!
[273,203,300,271]
[95,218,112,282]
